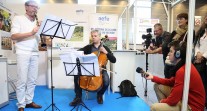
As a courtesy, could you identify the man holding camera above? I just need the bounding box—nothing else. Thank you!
[146,23,170,60]
[145,23,171,78]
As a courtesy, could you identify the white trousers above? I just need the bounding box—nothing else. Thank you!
[16,54,39,108]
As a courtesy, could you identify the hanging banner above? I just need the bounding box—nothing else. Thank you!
[194,16,201,26]
[0,7,12,32]
[1,31,12,50]
[0,5,13,51]
[89,13,118,50]
[137,18,159,44]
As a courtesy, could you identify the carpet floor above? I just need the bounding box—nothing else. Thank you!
[0,86,150,111]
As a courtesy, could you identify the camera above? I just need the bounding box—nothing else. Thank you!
[142,28,152,48]
[142,28,152,40]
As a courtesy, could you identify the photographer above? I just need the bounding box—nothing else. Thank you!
[145,23,171,78]
[144,41,205,111]
[145,23,171,62]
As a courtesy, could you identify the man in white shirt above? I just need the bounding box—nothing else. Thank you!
[11,0,42,111]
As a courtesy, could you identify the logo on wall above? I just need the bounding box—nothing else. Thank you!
[89,14,118,50]
[76,9,84,15]
[98,16,110,25]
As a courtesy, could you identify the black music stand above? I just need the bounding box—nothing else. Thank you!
[37,15,76,111]
[62,55,99,111]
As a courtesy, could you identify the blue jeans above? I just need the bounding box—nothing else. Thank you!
[74,70,109,98]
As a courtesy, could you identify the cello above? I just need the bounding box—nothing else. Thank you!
[79,38,108,91]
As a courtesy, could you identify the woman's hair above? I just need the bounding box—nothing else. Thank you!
[194,14,207,46]
[200,14,207,30]
[177,13,188,20]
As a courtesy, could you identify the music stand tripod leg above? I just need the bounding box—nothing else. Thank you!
[39,16,77,111]
[144,53,149,96]
[44,38,60,111]
[80,100,91,111]
[71,100,91,111]
[44,104,52,111]
[44,103,60,111]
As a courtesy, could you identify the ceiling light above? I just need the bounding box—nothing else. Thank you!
[78,0,97,5]
[24,0,40,4]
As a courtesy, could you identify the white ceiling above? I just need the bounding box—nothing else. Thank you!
[2,0,128,17]
[2,0,205,17]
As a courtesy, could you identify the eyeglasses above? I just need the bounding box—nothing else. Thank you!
[154,29,161,32]
[27,5,39,9]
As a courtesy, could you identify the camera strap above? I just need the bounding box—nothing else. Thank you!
[182,31,188,41]
[180,31,188,45]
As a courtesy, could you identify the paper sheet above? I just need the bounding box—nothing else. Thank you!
[79,53,100,76]
[37,15,76,40]
[60,52,100,76]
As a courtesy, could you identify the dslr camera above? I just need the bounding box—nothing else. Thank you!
[142,28,152,40]
[142,28,153,48]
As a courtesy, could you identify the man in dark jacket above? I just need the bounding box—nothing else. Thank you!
[145,23,171,78]
[69,30,116,106]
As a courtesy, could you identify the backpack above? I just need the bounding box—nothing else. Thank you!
[117,80,139,98]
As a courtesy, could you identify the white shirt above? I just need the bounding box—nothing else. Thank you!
[11,15,39,55]
[194,32,207,59]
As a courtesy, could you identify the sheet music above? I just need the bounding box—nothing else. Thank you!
[60,52,100,76]
[60,51,83,75]
[37,15,76,40]
[80,53,100,76]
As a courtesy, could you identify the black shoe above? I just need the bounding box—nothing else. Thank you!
[97,96,103,104]
[69,97,81,106]
[205,103,207,109]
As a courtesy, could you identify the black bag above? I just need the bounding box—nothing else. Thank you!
[117,80,139,98]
